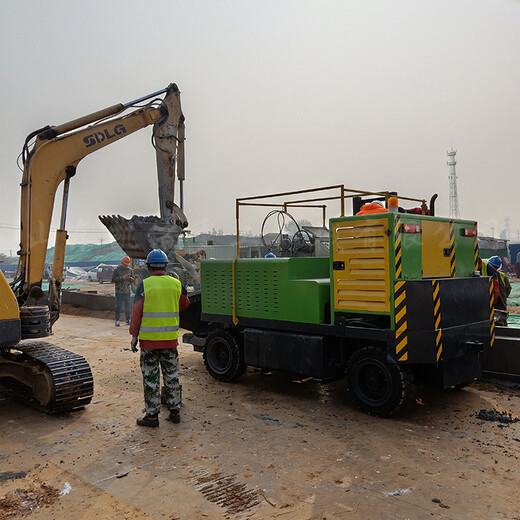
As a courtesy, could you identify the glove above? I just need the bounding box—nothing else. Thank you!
[130,336,139,353]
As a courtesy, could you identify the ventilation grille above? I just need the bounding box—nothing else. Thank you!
[333,220,390,312]
[204,268,233,313]
[236,269,280,315]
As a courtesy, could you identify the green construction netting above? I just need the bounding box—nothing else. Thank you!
[506,281,519,328]
[45,242,125,263]
[508,281,520,307]
[508,314,520,328]
[44,238,204,264]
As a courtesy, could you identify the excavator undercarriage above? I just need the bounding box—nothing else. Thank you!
[0,341,93,413]
[0,304,93,413]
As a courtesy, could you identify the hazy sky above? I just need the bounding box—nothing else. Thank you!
[1,0,519,256]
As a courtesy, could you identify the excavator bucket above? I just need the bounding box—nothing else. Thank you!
[99,82,189,263]
[99,214,185,259]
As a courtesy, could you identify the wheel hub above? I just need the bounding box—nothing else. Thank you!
[356,361,391,404]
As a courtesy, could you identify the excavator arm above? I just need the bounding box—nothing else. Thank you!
[13,83,187,320]
[1,83,187,414]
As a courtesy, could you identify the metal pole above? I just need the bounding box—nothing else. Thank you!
[232,200,240,325]
[122,87,169,109]
[60,177,71,229]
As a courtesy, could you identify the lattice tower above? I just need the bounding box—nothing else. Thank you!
[447,149,459,218]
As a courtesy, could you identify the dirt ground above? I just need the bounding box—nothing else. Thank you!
[1,315,520,520]
[66,280,116,296]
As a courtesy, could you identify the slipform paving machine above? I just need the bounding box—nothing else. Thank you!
[183,186,495,416]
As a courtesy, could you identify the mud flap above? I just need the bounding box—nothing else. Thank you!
[442,352,481,389]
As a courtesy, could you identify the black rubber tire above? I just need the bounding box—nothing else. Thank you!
[346,346,414,417]
[132,268,150,293]
[203,330,247,382]
[167,265,189,287]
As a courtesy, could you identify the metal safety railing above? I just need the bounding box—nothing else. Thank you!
[231,185,429,324]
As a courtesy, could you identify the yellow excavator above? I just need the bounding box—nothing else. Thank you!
[0,83,188,412]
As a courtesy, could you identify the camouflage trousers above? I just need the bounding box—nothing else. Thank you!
[140,348,180,416]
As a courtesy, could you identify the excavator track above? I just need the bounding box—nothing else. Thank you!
[0,340,94,413]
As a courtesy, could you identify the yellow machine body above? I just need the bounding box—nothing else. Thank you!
[331,217,391,314]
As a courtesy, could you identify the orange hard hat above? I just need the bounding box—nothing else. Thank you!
[122,256,131,265]
[356,203,388,216]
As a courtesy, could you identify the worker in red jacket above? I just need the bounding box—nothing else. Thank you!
[129,249,189,427]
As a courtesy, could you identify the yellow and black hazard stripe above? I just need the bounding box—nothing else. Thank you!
[489,278,495,346]
[394,281,408,361]
[474,233,479,270]
[432,280,443,362]
[448,220,456,277]
[394,215,402,279]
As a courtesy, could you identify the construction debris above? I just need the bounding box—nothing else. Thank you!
[476,409,519,424]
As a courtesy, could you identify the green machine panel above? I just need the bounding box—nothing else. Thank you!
[330,212,480,323]
[395,214,478,280]
[201,257,330,324]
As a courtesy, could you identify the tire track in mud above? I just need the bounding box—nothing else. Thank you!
[189,466,261,517]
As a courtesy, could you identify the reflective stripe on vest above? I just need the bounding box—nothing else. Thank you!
[142,312,179,318]
[139,275,182,341]
[140,325,179,333]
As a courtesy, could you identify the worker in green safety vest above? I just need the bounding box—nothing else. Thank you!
[129,249,190,427]
[487,256,512,326]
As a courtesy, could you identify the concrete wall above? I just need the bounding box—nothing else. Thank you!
[62,290,115,311]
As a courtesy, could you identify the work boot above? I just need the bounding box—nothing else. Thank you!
[115,320,120,327]
[169,410,181,424]
[137,414,159,427]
